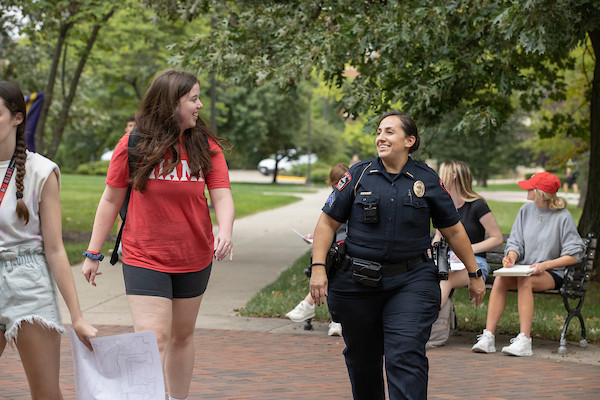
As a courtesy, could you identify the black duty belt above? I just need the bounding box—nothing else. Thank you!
[349,254,427,277]
[380,255,428,276]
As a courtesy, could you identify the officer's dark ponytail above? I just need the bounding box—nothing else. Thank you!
[379,111,420,153]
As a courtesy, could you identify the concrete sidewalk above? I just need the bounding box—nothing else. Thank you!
[1,171,598,399]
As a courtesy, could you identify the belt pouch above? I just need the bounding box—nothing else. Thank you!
[351,258,382,287]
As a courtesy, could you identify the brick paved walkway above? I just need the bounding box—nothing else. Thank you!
[1,325,599,399]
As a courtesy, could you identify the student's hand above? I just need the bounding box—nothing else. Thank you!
[309,265,328,306]
[303,233,314,244]
[214,231,233,261]
[82,259,102,286]
[72,318,98,352]
[530,262,547,276]
[502,256,515,268]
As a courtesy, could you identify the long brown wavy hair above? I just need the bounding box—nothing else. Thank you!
[131,69,230,192]
[0,81,29,224]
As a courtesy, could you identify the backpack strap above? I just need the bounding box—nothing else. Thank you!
[110,129,141,265]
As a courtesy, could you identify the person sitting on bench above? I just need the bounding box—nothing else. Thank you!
[432,160,503,308]
[471,172,584,357]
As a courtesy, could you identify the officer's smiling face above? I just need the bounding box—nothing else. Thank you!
[376,116,415,161]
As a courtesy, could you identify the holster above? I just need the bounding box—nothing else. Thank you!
[325,242,347,280]
[305,241,347,280]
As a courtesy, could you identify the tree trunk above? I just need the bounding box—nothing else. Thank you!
[578,29,600,280]
[34,21,72,154]
[46,9,115,159]
[272,160,278,184]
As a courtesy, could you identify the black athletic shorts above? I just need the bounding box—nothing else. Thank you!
[122,263,212,299]
[564,171,579,185]
[547,270,564,291]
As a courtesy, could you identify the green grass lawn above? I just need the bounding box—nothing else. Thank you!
[60,174,315,263]
[240,250,336,319]
[61,174,110,232]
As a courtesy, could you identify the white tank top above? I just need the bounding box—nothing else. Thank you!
[0,151,59,252]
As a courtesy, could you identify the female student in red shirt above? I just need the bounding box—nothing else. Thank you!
[82,69,234,400]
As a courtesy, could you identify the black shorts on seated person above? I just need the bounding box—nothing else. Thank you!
[122,263,212,299]
[547,270,564,291]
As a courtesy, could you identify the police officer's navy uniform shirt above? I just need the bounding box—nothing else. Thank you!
[322,156,460,264]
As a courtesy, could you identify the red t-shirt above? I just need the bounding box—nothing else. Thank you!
[106,133,230,273]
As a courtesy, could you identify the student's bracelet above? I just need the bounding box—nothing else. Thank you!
[310,262,326,268]
[83,250,105,261]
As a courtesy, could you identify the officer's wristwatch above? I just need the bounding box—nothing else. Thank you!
[468,268,483,278]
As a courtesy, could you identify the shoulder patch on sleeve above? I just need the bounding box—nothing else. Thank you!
[439,177,450,195]
[336,171,352,191]
[326,191,336,207]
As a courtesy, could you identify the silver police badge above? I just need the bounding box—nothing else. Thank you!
[413,180,425,197]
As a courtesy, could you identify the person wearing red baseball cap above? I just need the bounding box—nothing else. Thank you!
[472,171,585,357]
[517,171,562,193]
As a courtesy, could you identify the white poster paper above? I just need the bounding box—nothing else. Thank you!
[69,327,165,400]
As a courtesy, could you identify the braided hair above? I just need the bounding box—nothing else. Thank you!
[0,81,29,224]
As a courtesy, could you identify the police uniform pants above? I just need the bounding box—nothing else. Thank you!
[327,261,440,400]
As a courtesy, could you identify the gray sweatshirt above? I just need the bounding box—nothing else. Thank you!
[505,202,584,279]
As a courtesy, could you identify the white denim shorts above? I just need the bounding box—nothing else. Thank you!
[0,245,64,343]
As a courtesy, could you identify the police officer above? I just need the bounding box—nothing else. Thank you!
[310,111,486,400]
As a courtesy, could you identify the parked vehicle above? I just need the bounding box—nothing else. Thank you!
[100,150,113,161]
[257,150,318,175]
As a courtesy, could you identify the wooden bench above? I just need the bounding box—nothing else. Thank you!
[474,232,597,354]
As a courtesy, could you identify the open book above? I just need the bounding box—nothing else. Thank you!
[493,264,534,277]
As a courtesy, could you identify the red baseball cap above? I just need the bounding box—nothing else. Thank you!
[518,172,561,193]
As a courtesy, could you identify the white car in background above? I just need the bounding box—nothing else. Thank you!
[257,150,318,175]
[100,150,113,161]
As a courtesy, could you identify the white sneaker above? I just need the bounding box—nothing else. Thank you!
[471,329,496,353]
[328,321,342,336]
[502,333,533,356]
[285,300,315,322]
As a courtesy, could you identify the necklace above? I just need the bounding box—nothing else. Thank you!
[536,206,549,222]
